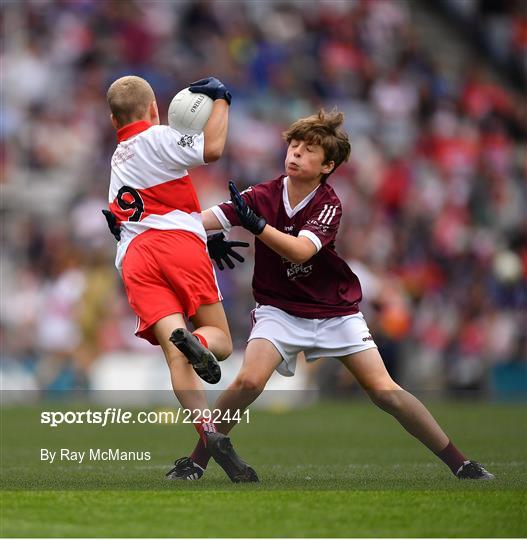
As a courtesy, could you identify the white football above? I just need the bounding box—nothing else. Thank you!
[167,88,213,134]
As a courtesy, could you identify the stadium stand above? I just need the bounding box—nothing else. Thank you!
[1,0,526,397]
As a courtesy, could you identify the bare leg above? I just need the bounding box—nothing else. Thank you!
[190,302,232,361]
[214,338,282,435]
[152,313,210,412]
[339,348,449,452]
[189,338,281,469]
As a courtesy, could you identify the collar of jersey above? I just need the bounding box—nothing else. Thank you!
[282,176,320,218]
[117,120,153,143]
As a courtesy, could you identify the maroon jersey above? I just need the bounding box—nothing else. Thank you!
[212,175,362,318]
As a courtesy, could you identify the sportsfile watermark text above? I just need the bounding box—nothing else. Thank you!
[41,408,250,428]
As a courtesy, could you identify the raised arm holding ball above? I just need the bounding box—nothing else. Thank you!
[103,75,257,483]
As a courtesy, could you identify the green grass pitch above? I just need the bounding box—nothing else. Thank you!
[1,400,526,537]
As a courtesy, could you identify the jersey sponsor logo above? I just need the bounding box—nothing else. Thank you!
[177,134,195,148]
[317,204,338,224]
[237,186,253,196]
[286,262,313,280]
[306,219,329,235]
[112,140,137,166]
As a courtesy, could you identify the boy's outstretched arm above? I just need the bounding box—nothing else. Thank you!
[201,208,223,231]
[102,207,248,270]
[201,208,249,270]
[207,232,249,271]
[228,181,316,264]
[202,100,229,162]
[189,77,231,163]
[259,226,317,264]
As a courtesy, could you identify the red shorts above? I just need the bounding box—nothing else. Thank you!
[121,229,221,345]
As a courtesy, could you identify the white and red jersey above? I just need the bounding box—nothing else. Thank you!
[108,120,207,270]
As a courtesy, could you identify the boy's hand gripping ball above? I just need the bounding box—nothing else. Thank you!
[189,77,232,105]
[168,77,231,134]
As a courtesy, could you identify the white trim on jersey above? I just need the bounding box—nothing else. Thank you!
[326,206,337,224]
[318,204,337,224]
[298,230,322,252]
[282,176,320,218]
[209,205,232,232]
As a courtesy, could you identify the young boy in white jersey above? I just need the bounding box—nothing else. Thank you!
[173,109,494,481]
[105,75,257,482]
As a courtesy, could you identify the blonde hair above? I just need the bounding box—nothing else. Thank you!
[107,75,155,127]
[283,109,351,181]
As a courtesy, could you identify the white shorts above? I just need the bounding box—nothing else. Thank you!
[248,304,377,377]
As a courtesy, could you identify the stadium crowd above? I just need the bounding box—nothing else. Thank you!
[439,0,527,90]
[2,0,526,396]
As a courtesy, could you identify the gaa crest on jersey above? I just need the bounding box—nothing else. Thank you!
[177,134,195,148]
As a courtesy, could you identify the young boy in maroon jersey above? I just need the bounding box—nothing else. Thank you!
[172,109,494,481]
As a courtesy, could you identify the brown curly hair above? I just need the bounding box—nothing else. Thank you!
[283,109,351,182]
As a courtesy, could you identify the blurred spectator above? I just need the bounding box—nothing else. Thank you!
[439,0,527,90]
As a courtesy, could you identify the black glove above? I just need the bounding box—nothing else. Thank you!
[102,209,121,241]
[228,181,266,235]
[189,77,232,105]
[207,232,249,271]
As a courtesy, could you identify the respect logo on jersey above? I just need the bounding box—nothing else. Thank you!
[286,262,313,280]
